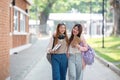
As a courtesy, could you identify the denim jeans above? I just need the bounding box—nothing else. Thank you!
[68,53,83,80]
[51,54,68,80]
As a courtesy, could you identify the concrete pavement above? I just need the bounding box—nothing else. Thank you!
[10,36,120,80]
[10,37,48,80]
[24,54,120,80]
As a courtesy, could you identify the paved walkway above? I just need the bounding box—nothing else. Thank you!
[10,36,120,80]
[10,37,48,80]
[24,55,120,80]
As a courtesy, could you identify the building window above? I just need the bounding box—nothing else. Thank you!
[14,9,18,32]
[20,13,26,32]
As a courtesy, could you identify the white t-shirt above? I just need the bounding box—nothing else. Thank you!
[68,45,81,54]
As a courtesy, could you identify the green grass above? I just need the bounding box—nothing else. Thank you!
[87,36,120,63]
[116,64,120,68]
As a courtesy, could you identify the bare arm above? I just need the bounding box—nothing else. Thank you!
[46,36,54,53]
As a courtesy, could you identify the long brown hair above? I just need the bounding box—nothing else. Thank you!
[54,23,69,46]
[69,24,83,45]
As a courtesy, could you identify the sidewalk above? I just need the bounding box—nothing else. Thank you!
[10,37,49,80]
[10,36,120,80]
[24,54,120,80]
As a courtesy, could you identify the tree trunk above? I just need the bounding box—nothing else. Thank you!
[39,0,56,34]
[39,10,48,33]
[110,0,120,36]
[113,8,120,36]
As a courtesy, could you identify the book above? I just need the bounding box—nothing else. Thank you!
[52,43,61,51]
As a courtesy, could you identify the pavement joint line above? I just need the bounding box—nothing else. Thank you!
[23,56,45,80]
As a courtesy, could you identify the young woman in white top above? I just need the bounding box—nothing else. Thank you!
[67,24,88,80]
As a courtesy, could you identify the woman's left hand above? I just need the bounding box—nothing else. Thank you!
[66,53,70,58]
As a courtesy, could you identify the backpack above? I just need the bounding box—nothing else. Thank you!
[80,42,95,65]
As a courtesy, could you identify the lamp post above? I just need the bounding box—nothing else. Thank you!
[89,0,92,37]
[102,0,104,48]
[35,0,39,35]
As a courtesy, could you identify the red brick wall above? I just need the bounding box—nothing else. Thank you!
[10,7,14,33]
[0,0,10,80]
[16,0,27,11]
[26,15,29,32]
[13,35,27,48]
[10,7,14,49]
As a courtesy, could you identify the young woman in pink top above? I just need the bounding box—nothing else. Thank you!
[67,24,88,80]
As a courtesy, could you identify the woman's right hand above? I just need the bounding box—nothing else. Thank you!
[48,49,55,53]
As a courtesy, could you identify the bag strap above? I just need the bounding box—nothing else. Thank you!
[52,36,55,49]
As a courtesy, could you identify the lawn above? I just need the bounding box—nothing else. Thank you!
[87,36,120,63]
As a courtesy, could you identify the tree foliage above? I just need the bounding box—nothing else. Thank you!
[29,0,111,33]
[30,0,110,19]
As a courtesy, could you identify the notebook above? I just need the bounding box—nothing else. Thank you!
[52,43,61,51]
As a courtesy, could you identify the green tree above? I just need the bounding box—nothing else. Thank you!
[30,0,110,33]
[34,0,57,33]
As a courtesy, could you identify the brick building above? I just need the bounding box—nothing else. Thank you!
[0,0,31,80]
[10,0,31,54]
[0,0,11,80]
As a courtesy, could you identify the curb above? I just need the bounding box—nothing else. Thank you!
[95,55,120,76]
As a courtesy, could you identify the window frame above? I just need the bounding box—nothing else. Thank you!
[14,9,19,32]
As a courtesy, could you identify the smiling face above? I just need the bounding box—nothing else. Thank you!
[59,25,66,34]
[72,26,79,36]
[69,24,83,45]
[54,23,69,45]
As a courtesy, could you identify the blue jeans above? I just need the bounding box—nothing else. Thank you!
[51,54,68,80]
[68,53,83,80]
